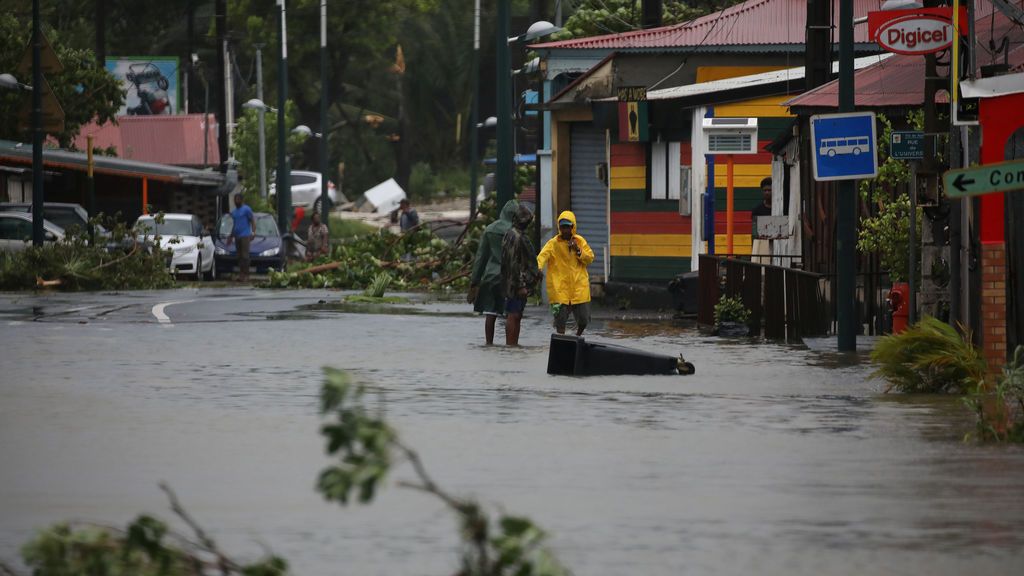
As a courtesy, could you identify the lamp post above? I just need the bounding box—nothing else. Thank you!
[468,0,481,220]
[254,45,268,198]
[496,18,561,210]
[318,0,328,231]
[31,0,43,246]
[276,0,291,235]
[242,98,277,204]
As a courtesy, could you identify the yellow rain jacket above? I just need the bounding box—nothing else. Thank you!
[537,210,594,305]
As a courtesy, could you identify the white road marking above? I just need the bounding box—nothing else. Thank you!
[151,299,196,325]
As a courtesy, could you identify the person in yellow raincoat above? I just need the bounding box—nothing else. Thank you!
[537,210,595,336]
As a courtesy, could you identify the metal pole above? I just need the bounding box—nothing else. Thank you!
[31,0,43,247]
[224,40,235,154]
[837,0,856,351]
[256,45,267,198]
[468,0,480,220]
[319,0,329,230]
[909,161,917,325]
[276,0,291,234]
[495,0,514,208]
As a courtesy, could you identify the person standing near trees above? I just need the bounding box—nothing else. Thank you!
[537,210,594,336]
[501,204,540,346]
[468,199,519,345]
[227,193,256,282]
[305,212,330,261]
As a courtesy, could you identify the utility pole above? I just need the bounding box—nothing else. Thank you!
[276,0,291,235]
[836,0,856,351]
[469,0,481,219]
[31,0,43,247]
[215,0,228,166]
[224,40,235,154]
[256,45,268,199]
[319,0,328,229]
[496,0,514,209]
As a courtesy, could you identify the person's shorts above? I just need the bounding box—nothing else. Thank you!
[551,302,591,332]
[473,282,505,316]
[505,297,527,314]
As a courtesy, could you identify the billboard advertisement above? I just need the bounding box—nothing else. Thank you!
[106,57,180,116]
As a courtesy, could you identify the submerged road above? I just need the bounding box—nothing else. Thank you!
[1,287,1023,575]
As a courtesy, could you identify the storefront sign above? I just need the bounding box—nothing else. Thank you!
[868,7,967,56]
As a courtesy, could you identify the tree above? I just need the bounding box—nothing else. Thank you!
[230,100,305,199]
[555,0,745,39]
[0,12,123,148]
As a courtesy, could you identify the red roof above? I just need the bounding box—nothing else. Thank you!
[786,6,1023,110]
[74,114,220,167]
[531,0,881,50]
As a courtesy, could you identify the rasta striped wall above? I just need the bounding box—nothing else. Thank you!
[608,68,794,283]
[609,142,691,282]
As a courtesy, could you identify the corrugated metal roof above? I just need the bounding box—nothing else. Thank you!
[0,139,227,188]
[617,53,892,102]
[531,0,882,51]
[785,6,1023,110]
[73,114,220,167]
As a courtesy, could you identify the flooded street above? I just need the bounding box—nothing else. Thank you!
[2,288,1023,575]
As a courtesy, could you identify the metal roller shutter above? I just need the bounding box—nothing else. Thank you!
[570,123,608,281]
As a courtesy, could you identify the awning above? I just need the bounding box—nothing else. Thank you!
[0,139,229,191]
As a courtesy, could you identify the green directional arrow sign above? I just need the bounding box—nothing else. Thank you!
[943,159,1024,198]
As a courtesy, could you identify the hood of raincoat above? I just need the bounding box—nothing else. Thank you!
[470,199,519,287]
[556,210,577,237]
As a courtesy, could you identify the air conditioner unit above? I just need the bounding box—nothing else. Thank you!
[702,117,758,155]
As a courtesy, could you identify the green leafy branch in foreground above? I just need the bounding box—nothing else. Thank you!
[1,484,286,576]
[317,368,570,576]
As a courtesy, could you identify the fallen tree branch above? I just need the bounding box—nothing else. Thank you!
[294,261,341,275]
[159,482,238,575]
[35,277,62,288]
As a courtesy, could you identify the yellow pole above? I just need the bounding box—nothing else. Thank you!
[726,154,734,254]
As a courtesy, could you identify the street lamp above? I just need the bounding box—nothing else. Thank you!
[0,73,32,91]
[242,98,277,201]
[495,14,562,209]
[292,124,322,139]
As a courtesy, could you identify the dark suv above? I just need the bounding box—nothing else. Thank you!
[0,202,108,236]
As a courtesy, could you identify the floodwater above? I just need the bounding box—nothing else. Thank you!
[1,289,1023,575]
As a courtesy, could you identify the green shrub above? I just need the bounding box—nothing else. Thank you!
[713,295,750,326]
[964,345,1024,442]
[870,316,987,393]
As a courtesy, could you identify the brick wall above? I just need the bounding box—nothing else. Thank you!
[981,243,1008,375]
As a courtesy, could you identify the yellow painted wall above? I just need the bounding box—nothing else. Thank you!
[611,233,692,257]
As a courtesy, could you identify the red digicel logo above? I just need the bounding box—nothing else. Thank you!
[877,15,953,55]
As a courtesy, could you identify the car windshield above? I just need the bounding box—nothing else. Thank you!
[218,214,279,237]
[136,217,193,237]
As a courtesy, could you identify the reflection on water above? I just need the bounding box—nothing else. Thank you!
[2,292,1024,576]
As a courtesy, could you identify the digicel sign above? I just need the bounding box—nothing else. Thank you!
[879,15,952,54]
[867,6,968,56]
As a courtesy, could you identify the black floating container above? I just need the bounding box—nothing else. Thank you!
[547,334,693,376]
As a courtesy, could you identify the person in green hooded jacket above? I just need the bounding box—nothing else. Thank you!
[468,199,519,344]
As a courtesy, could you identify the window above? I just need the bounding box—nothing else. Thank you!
[0,217,32,240]
[649,141,682,200]
[290,174,317,186]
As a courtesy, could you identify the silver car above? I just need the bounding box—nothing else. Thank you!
[268,170,342,215]
[0,212,64,252]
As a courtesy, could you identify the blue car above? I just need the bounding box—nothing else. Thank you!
[214,212,288,274]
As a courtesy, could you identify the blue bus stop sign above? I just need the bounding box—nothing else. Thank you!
[810,112,879,181]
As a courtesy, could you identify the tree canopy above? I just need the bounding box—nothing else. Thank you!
[0,11,123,149]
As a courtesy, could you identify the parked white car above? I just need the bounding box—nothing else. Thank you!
[0,211,64,252]
[269,170,342,214]
[134,213,216,280]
